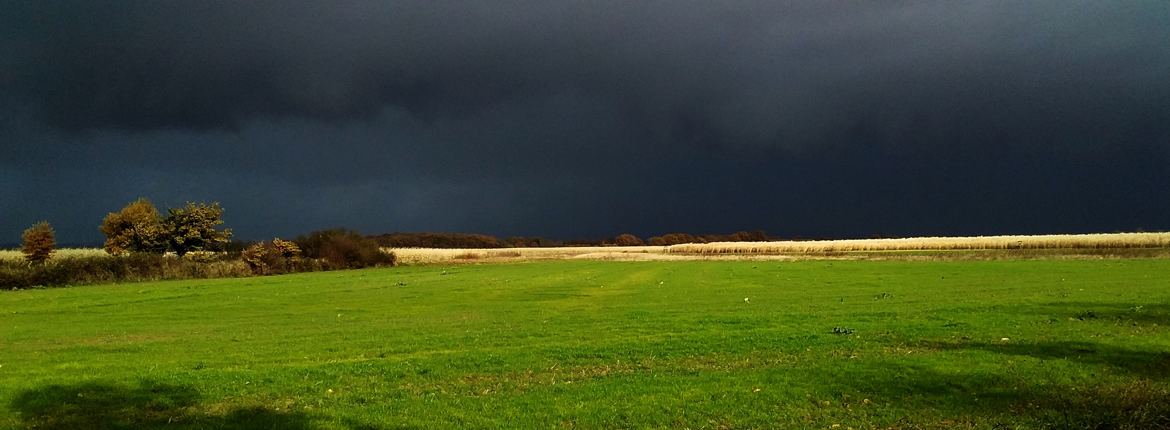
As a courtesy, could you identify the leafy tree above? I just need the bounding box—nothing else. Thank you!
[21,221,56,264]
[613,233,645,246]
[100,198,167,255]
[163,202,232,256]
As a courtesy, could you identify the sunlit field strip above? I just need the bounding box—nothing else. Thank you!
[391,232,1170,264]
[389,246,671,264]
[0,248,109,262]
[8,233,1168,265]
[667,232,1170,254]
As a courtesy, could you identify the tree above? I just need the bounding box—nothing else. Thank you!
[21,221,56,264]
[613,233,645,246]
[100,198,167,255]
[163,202,232,256]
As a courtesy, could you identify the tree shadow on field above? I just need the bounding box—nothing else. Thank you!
[9,380,315,430]
[919,339,1170,379]
[833,362,1170,429]
[830,338,1170,428]
[1024,301,1170,327]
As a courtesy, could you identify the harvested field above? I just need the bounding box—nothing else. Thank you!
[392,232,1170,264]
[667,232,1170,254]
[0,248,109,262]
[390,245,669,264]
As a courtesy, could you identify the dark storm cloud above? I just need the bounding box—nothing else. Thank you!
[2,1,1169,243]
[7,1,1167,148]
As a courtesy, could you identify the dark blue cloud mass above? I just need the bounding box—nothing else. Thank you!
[1,1,1168,244]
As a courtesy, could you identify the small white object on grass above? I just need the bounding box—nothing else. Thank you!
[1000,337,1010,342]
[744,297,750,303]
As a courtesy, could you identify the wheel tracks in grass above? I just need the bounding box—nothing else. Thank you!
[399,351,802,397]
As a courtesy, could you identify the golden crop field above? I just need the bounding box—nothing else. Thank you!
[388,246,674,265]
[7,233,1168,265]
[392,232,1170,264]
[666,232,1170,254]
[0,248,108,262]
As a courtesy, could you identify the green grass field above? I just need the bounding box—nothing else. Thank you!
[2,260,1168,429]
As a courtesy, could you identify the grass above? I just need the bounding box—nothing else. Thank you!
[1,259,1169,429]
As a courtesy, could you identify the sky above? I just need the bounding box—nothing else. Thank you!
[2,1,1169,244]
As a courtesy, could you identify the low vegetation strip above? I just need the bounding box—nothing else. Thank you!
[667,232,1170,254]
[1,260,1168,428]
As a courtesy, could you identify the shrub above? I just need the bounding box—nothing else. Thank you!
[182,251,215,263]
[21,221,56,264]
[271,238,301,260]
[241,238,304,275]
[296,229,395,270]
[613,233,645,246]
[163,202,232,256]
[100,198,167,255]
[241,243,276,275]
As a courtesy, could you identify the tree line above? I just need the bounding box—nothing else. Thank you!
[15,199,232,264]
[5,199,392,288]
[371,230,773,249]
[8,197,776,289]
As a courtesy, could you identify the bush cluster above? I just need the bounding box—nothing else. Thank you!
[296,229,395,270]
[647,231,770,246]
[242,238,318,275]
[372,232,504,248]
[613,233,645,246]
[3,197,400,289]
[0,254,250,289]
[100,199,231,256]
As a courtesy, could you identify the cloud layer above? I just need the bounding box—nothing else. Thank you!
[2,1,1169,242]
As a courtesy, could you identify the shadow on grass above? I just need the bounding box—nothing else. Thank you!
[919,340,1170,379]
[849,336,1170,428]
[10,380,313,430]
[838,363,1170,429]
[1017,301,1170,327]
